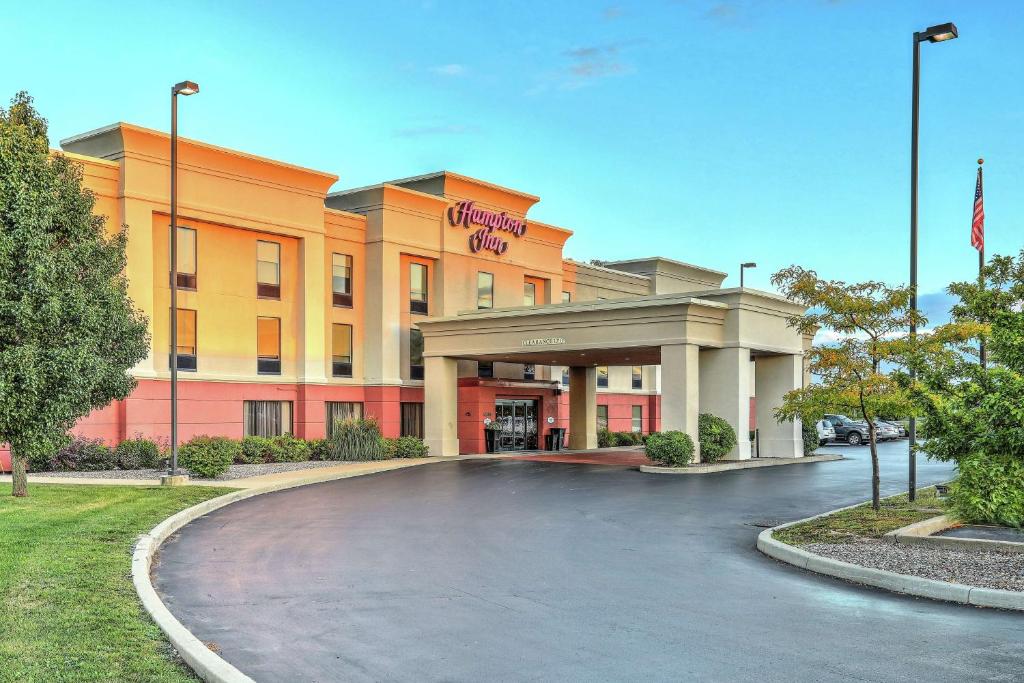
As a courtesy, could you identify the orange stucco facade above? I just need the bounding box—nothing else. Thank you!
[0,121,690,470]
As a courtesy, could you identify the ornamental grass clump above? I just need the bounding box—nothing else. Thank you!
[327,417,388,461]
[644,431,695,467]
[698,413,737,463]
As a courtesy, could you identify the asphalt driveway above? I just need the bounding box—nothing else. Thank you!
[154,442,1024,682]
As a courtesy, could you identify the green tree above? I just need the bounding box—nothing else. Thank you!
[0,92,149,496]
[915,252,1024,525]
[771,267,924,510]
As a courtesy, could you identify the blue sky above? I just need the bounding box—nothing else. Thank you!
[3,1,1021,319]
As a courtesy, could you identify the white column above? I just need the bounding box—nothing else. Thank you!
[661,344,701,462]
[568,366,597,450]
[424,356,459,457]
[755,354,804,457]
[699,347,752,460]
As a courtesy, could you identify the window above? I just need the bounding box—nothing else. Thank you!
[632,366,643,390]
[409,328,424,380]
[561,291,571,303]
[401,403,424,438]
[524,281,536,306]
[244,400,293,437]
[257,240,281,299]
[478,361,494,378]
[631,405,643,433]
[332,253,353,307]
[257,316,281,374]
[597,405,609,431]
[562,368,570,386]
[332,323,353,377]
[171,308,197,371]
[326,401,363,436]
[597,366,609,388]
[410,263,428,314]
[171,226,197,290]
[477,272,494,309]
[523,364,535,380]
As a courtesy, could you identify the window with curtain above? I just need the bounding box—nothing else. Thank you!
[244,400,293,437]
[631,405,643,433]
[257,240,281,299]
[632,366,643,389]
[325,401,364,436]
[332,253,353,307]
[171,308,197,371]
[409,328,424,380]
[597,405,608,431]
[597,366,609,388]
[400,402,424,438]
[523,281,536,306]
[477,272,494,309]
[332,323,352,377]
[410,262,428,314]
[257,316,281,374]
[171,226,197,289]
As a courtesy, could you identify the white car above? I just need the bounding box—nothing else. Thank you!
[872,420,900,441]
[815,419,835,446]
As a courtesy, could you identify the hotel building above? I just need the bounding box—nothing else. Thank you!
[2,122,811,466]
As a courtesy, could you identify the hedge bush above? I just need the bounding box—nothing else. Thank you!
[307,438,333,461]
[698,413,737,463]
[801,420,819,456]
[645,431,695,467]
[393,436,429,459]
[271,434,309,462]
[597,428,613,448]
[115,438,160,470]
[178,436,239,478]
[949,454,1024,527]
[327,417,388,461]
[50,437,116,472]
[239,436,274,464]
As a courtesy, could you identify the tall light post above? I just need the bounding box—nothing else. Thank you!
[167,80,199,482]
[909,23,956,501]
[739,262,756,288]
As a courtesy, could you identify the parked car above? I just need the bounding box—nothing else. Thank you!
[872,420,900,441]
[815,419,835,446]
[880,420,908,438]
[824,414,871,446]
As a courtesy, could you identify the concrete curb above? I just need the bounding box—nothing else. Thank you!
[757,501,1024,611]
[132,458,440,683]
[640,453,843,474]
[885,515,1024,555]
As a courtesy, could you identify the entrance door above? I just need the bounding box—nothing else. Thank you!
[495,399,539,451]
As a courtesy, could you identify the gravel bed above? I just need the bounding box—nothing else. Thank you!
[30,460,348,482]
[805,539,1024,592]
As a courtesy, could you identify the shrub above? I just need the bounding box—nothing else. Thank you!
[610,431,644,447]
[949,454,1024,527]
[307,438,333,461]
[394,436,429,458]
[327,417,388,461]
[115,438,160,470]
[271,434,309,462]
[597,428,613,448]
[380,437,398,459]
[178,435,238,478]
[698,413,737,463]
[645,431,695,467]
[50,437,116,472]
[239,436,274,464]
[801,421,820,456]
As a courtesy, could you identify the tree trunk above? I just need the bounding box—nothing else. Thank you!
[868,424,880,511]
[11,451,28,497]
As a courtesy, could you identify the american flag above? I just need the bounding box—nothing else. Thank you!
[971,165,985,252]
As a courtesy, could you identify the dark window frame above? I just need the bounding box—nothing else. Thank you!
[243,400,293,437]
[631,365,643,390]
[400,402,424,438]
[409,327,424,381]
[171,226,198,291]
[170,307,198,372]
[477,271,494,310]
[410,262,428,315]
[332,323,353,378]
[332,253,353,308]
[478,361,494,379]
[597,366,609,388]
[257,240,282,300]
[257,316,282,375]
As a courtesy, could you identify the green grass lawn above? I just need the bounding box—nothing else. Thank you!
[774,487,947,546]
[0,484,235,683]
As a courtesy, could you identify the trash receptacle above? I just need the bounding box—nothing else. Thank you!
[551,428,566,451]
[544,434,555,451]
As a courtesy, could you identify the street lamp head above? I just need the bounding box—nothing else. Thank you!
[173,80,200,96]
[741,262,757,268]
[917,22,958,43]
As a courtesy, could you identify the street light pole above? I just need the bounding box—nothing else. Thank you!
[740,262,756,288]
[908,23,957,502]
[168,80,199,481]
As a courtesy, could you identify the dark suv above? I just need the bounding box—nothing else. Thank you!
[824,414,871,446]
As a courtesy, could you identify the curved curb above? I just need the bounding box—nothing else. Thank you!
[640,453,843,474]
[132,459,439,683]
[757,503,1024,612]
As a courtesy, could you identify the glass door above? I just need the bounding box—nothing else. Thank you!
[495,399,539,451]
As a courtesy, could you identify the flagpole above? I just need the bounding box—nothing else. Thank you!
[977,158,987,370]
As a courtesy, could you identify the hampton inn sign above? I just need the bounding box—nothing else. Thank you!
[447,200,527,256]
